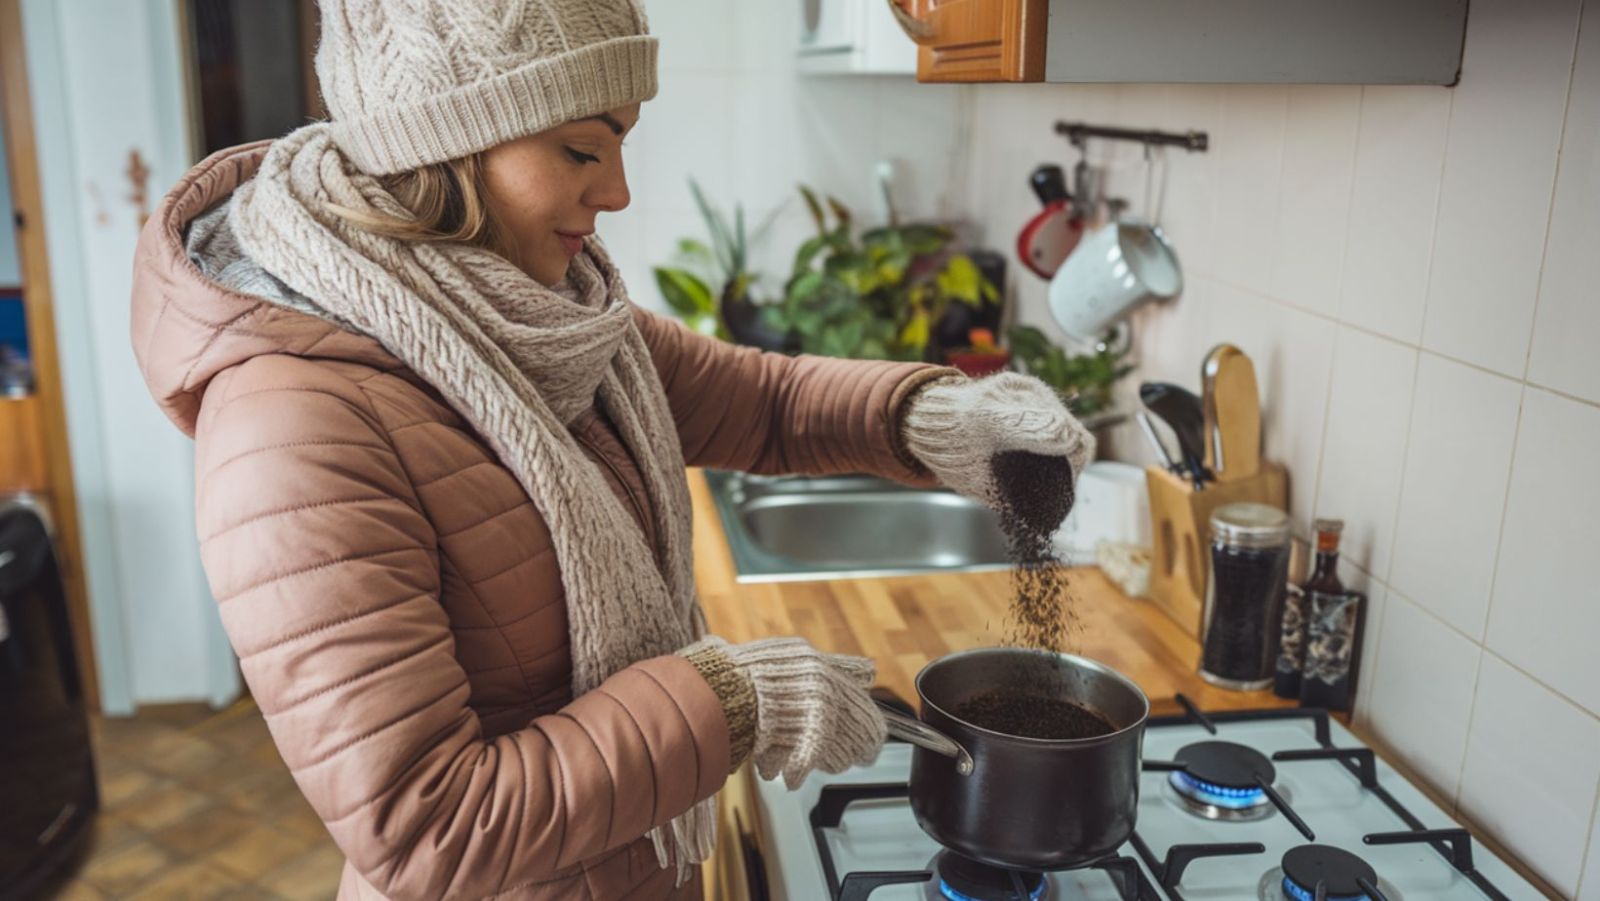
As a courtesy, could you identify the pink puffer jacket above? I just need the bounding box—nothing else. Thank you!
[129,144,946,900]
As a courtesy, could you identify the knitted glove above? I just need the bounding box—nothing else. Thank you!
[902,373,1095,508]
[678,637,885,789]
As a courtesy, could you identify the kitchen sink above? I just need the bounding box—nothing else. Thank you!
[702,470,1013,582]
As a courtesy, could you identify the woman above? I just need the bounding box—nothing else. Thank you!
[130,1,1091,898]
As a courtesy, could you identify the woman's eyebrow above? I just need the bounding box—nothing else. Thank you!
[576,113,625,136]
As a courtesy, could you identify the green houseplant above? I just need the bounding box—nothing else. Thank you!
[650,180,779,343]
[760,187,997,361]
[1006,325,1134,417]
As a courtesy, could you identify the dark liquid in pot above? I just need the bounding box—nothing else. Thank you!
[953,690,1115,740]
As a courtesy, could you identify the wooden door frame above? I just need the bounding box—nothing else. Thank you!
[1,0,103,710]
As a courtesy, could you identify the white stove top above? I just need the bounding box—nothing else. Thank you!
[751,706,1542,900]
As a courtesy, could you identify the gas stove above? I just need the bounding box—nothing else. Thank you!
[750,697,1540,900]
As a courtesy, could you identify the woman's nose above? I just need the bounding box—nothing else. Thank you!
[588,161,631,213]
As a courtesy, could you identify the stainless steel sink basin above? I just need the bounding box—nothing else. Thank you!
[703,470,1012,582]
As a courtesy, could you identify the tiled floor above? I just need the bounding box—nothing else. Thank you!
[37,698,343,900]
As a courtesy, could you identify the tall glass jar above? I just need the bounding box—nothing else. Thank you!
[1199,503,1291,690]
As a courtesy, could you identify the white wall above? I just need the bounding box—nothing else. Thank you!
[637,0,1600,895]
[958,0,1599,896]
[603,0,974,312]
[21,0,238,711]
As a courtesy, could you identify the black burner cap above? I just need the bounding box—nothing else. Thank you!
[1281,844,1378,897]
[936,852,1045,901]
[1174,740,1276,789]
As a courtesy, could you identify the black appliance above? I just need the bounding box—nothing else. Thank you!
[0,497,97,899]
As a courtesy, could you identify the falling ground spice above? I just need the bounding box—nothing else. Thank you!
[990,450,1078,654]
[971,450,1098,738]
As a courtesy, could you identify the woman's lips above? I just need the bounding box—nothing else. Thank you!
[556,232,588,256]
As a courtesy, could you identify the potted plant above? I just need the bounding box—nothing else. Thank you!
[759,186,998,360]
[651,180,793,350]
[1006,325,1134,419]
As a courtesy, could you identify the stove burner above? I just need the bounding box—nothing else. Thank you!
[932,852,1047,901]
[1167,740,1276,819]
[1280,845,1378,901]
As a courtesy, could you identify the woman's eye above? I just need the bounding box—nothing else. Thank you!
[565,148,601,165]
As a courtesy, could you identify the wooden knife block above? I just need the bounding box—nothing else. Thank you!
[1144,463,1288,638]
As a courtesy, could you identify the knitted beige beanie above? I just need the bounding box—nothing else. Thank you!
[316,0,658,175]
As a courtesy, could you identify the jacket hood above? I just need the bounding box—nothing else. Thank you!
[131,142,403,437]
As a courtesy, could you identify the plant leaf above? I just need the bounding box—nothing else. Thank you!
[937,255,982,305]
[898,310,931,352]
[689,179,735,277]
[654,268,716,317]
[799,185,827,235]
[792,234,828,276]
[826,195,853,231]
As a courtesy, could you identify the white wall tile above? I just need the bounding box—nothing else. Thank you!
[731,0,798,74]
[730,75,807,218]
[1144,86,1224,275]
[1314,327,1417,575]
[634,71,735,215]
[1351,578,1387,730]
[1486,388,1600,716]
[599,207,653,310]
[1262,306,1338,535]
[1203,287,1336,535]
[1389,355,1522,639]
[1338,86,1452,344]
[1365,591,1481,800]
[1582,806,1600,899]
[794,77,890,211]
[1459,654,1600,897]
[1269,86,1360,318]
[1211,87,1286,295]
[1128,277,1214,397]
[644,0,737,73]
[1422,0,1584,377]
[874,81,971,222]
[1529,8,1600,405]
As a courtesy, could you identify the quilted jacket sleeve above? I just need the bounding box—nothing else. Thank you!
[193,356,729,900]
[632,307,957,483]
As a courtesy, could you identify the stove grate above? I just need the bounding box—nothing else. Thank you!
[808,782,1158,901]
[1136,696,1513,901]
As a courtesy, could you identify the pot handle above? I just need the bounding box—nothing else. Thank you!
[876,701,974,776]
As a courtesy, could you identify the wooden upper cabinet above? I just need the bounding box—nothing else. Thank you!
[888,0,1468,86]
[894,0,1047,83]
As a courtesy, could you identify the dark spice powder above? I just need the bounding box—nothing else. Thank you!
[978,450,1094,736]
[954,690,1115,740]
[990,450,1078,655]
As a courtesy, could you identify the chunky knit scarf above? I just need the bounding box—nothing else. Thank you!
[229,124,714,883]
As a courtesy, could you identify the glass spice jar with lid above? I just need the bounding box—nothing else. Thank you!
[1199,502,1291,691]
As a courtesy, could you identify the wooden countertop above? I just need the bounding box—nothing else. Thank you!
[689,470,1294,718]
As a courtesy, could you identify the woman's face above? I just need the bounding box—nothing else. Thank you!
[481,103,641,286]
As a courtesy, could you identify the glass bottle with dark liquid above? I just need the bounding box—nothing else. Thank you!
[1275,520,1343,700]
[1298,520,1365,711]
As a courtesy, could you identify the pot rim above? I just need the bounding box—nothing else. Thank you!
[914,647,1151,747]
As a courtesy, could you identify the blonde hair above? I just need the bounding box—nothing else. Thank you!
[330,153,515,260]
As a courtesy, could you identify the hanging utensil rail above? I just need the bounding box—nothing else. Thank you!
[1055,122,1209,153]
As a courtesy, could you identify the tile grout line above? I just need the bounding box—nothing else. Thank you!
[1387,575,1600,728]
[1574,764,1600,896]
[1329,84,1369,325]
[1380,324,1425,589]
[1518,0,1589,383]
[1577,771,1600,899]
[1572,10,1600,882]
[1207,270,1600,412]
[1411,74,1457,384]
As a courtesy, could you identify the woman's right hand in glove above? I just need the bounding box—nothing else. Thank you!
[679,636,886,789]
